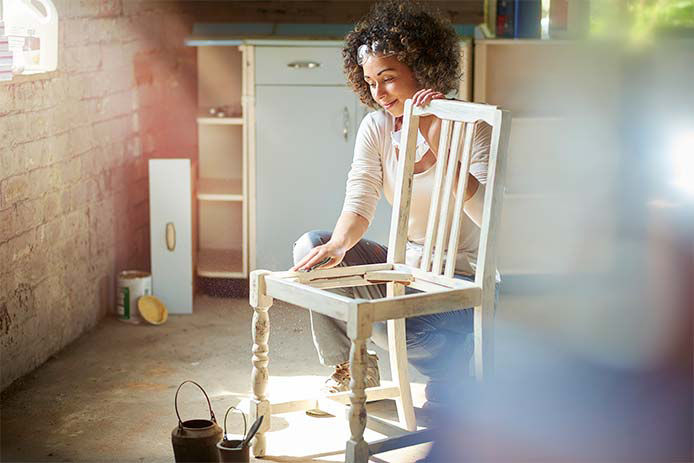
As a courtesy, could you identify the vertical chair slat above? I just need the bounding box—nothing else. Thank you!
[444,122,476,277]
[420,119,453,272]
[387,100,420,264]
[431,121,464,275]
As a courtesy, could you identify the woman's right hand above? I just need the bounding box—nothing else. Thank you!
[290,241,346,272]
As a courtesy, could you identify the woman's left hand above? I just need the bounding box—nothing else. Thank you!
[413,88,446,107]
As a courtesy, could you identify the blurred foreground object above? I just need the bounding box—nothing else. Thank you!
[425,32,693,463]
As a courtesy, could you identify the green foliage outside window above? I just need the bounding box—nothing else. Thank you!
[591,0,694,43]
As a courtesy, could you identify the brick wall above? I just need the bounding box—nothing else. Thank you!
[0,0,197,391]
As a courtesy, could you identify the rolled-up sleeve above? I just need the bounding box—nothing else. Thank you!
[341,114,383,225]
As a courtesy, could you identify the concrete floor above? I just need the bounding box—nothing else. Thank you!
[1,291,432,462]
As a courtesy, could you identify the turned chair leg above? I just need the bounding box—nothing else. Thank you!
[250,271,273,457]
[346,336,369,463]
[345,304,373,463]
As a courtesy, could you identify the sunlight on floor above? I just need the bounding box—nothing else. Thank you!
[230,375,429,462]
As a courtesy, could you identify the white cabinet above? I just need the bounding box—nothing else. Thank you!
[252,45,391,271]
[474,39,617,275]
[181,38,471,277]
[149,159,194,313]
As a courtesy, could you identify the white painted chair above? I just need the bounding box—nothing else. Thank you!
[249,99,511,462]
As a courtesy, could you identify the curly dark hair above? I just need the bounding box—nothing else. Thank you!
[343,0,461,109]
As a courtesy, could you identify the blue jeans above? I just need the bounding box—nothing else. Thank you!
[293,230,487,382]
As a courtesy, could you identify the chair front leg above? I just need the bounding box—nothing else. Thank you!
[346,304,373,463]
[250,270,273,457]
[346,336,369,463]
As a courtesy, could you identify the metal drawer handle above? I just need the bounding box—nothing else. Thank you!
[287,61,321,69]
[166,222,176,251]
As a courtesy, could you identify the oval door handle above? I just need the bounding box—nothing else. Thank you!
[343,106,350,142]
[287,61,321,69]
[166,222,176,251]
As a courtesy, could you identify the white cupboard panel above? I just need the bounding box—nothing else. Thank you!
[149,159,193,314]
[255,85,390,270]
[505,117,569,194]
[497,193,614,275]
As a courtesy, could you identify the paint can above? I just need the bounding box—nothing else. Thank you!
[116,270,152,323]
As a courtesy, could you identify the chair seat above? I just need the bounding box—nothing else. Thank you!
[263,263,482,322]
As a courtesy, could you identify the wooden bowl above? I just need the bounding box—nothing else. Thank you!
[137,295,168,325]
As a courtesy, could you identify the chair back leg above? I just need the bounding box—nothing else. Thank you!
[387,317,417,431]
[386,279,416,430]
[473,289,496,380]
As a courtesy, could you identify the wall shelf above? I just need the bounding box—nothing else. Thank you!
[192,44,248,280]
[197,116,243,125]
[197,248,244,278]
[197,178,243,201]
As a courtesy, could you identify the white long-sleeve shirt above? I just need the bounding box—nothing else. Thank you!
[342,110,492,276]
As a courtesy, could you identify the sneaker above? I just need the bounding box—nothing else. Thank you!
[424,379,453,405]
[321,353,380,393]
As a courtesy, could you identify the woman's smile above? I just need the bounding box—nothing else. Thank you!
[362,54,420,117]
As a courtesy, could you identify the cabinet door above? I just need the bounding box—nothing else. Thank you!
[255,86,389,270]
[149,159,193,314]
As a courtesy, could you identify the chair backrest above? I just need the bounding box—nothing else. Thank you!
[386,99,511,290]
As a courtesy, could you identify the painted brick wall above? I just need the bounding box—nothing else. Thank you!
[0,0,197,391]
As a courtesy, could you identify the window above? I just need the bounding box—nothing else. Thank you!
[0,0,58,80]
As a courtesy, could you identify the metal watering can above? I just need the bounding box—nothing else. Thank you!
[217,406,250,462]
[171,380,223,463]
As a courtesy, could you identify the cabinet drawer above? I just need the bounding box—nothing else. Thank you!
[255,46,345,85]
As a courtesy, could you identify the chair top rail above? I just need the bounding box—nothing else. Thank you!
[412,99,498,126]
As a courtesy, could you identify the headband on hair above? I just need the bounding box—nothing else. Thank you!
[357,40,396,66]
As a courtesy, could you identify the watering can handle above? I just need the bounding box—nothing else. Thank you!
[174,380,217,427]
[222,406,247,440]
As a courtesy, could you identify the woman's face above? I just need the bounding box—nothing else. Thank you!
[362,54,420,117]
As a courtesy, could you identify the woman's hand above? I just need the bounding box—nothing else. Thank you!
[290,241,347,272]
[412,88,446,108]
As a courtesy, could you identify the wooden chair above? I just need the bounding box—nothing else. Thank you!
[249,99,511,462]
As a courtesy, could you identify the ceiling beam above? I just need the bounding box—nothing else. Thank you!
[173,1,483,25]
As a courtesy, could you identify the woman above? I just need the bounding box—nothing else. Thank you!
[291,0,492,406]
